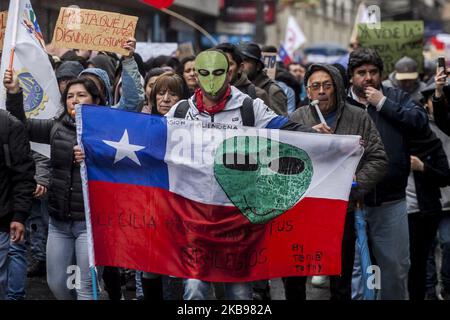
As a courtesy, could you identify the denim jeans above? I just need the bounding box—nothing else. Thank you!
[426,211,450,293]
[26,199,49,262]
[352,199,410,300]
[0,232,9,300]
[183,279,252,300]
[135,271,143,299]
[7,242,27,300]
[46,217,95,300]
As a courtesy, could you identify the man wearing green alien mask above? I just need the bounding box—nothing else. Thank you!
[165,49,324,133]
[165,49,324,300]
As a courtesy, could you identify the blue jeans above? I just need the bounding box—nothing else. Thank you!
[183,279,252,300]
[135,270,143,299]
[7,242,27,300]
[426,211,450,293]
[352,199,410,300]
[27,199,49,262]
[0,232,9,300]
[46,217,95,300]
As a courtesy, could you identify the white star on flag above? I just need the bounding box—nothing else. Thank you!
[103,129,145,166]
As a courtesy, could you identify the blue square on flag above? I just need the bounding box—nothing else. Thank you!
[79,105,169,190]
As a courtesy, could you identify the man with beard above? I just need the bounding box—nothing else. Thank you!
[285,63,388,300]
[237,42,288,116]
[347,48,430,300]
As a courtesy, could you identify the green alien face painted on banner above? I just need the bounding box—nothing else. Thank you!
[214,136,314,224]
[195,51,229,97]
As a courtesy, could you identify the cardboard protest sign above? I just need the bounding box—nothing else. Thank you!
[52,7,138,56]
[0,11,7,52]
[262,52,277,80]
[358,21,424,75]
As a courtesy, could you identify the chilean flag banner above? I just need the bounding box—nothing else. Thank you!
[76,105,363,282]
[278,44,293,66]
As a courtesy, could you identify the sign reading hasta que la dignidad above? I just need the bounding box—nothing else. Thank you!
[51,7,138,56]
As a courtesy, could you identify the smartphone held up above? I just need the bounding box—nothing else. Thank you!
[437,56,448,77]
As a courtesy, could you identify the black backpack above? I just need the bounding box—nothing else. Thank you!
[173,97,255,127]
[0,110,12,168]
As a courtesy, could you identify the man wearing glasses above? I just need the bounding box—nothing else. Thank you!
[286,63,388,300]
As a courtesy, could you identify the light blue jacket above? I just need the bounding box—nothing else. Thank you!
[79,57,144,112]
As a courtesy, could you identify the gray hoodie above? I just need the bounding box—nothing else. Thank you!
[291,64,388,205]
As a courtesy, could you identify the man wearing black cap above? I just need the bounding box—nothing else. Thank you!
[383,56,427,105]
[237,42,288,116]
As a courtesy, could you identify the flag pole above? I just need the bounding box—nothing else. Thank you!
[8,0,21,71]
[160,8,218,46]
[76,105,99,300]
[350,1,366,45]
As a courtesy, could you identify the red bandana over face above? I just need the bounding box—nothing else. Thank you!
[194,86,231,115]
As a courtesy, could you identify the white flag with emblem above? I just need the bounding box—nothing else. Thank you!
[0,0,61,157]
[284,15,306,58]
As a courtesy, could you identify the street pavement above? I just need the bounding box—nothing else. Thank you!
[25,275,330,300]
[24,245,443,300]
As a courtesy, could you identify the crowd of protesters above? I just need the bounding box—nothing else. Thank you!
[1,32,450,301]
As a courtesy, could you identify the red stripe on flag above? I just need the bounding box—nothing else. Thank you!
[88,181,348,282]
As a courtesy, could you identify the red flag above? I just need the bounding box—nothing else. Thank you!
[140,0,174,9]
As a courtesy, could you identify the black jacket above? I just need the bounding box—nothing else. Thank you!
[347,86,429,206]
[0,109,35,232]
[6,92,84,221]
[411,136,450,215]
[432,95,450,136]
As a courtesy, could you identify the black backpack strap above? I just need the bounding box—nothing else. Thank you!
[240,97,255,127]
[173,100,190,119]
[247,84,257,99]
[0,110,12,168]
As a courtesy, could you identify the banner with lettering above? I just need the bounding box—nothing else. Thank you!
[262,52,277,80]
[77,105,363,281]
[357,21,424,75]
[51,7,138,55]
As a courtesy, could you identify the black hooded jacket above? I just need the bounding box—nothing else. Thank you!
[0,109,35,232]
[432,94,450,136]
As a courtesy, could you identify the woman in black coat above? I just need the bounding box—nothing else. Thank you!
[4,70,105,300]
